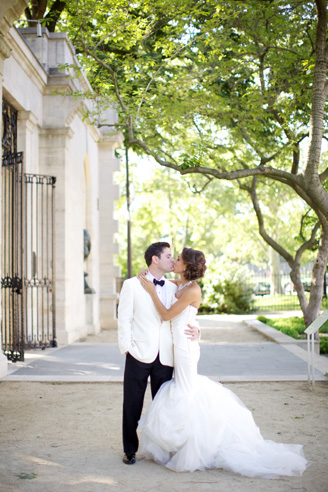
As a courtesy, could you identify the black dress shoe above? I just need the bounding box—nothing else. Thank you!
[123,453,136,465]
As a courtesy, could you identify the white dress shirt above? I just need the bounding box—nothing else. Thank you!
[146,272,167,307]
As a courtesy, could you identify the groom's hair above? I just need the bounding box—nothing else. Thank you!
[144,242,170,267]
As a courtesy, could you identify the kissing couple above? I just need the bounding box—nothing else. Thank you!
[118,241,308,478]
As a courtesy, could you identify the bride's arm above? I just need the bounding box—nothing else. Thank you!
[138,276,200,321]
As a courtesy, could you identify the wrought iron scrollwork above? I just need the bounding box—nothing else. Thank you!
[4,350,22,363]
[1,275,22,294]
[2,100,18,157]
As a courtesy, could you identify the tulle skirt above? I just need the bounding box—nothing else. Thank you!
[139,374,308,478]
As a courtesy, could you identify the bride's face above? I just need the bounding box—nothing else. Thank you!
[173,253,186,274]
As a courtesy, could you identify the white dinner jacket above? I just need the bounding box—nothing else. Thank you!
[118,276,177,366]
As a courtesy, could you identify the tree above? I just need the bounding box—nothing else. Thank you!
[30,0,328,327]
[23,0,66,32]
[115,155,242,276]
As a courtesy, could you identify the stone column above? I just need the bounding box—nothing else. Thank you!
[17,110,39,174]
[98,136,122,329]
[39,126,82,344]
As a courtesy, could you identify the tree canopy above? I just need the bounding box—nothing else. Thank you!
[23,0,328,326]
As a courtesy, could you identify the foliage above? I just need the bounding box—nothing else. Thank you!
[319,319,328,333]
[114,154,243,276]
[115,152,269,277]
[21,0,66,31]
[115,152,317,278]
[257,316,305,338]
[257,314,328,353]
[320,337,328,354]
[23,0,328,326]
[200,256,254,314]
[253,294,308,311]
[257,314,328,333]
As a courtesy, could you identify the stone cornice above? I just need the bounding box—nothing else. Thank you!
[0,0,28,39]
[18,110,39,130]
[0,0,27,63]
[6,27,47,91]
[0,34,11,60]
[40,126,74,140]
[98,131,124,147]
[65,104,102,142]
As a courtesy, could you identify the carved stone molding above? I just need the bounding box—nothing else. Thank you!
[39,126,74,149]
[0,0,28,38]
[0,0,28,62]
[0,34,11,60]
[18,110,39,131]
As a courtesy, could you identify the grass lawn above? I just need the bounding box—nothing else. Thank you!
[253,294,328,312]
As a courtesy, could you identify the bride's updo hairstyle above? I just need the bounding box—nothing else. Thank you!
[181,247,207,281]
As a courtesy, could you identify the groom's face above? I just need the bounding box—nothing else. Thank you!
[155,247,174,273]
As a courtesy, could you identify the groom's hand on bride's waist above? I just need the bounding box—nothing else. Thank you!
[184,323,200,341]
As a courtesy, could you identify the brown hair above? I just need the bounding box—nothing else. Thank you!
[144,242,171,267]
[181,247,207,280]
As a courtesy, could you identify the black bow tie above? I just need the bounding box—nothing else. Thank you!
[153,279,165,287]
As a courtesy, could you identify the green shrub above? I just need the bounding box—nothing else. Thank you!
[201,256,254,314]
[257,315,328,346]
[279,326,299,339]
[270,317,305,335]
[257,316,301,339]
[320,337,328,354]
[319,320,328,333]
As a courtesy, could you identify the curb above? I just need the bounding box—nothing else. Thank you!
[244,319,328,377]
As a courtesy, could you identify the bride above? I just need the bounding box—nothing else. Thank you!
[138,247,308,478]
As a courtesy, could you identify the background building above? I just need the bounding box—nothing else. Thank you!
[0,0,121,377]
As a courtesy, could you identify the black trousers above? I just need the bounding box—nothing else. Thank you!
[122,352,173,455]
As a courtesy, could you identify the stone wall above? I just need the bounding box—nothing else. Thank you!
[0,7,121,376]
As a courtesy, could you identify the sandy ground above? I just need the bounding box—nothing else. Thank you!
[0,380,327,492]
[1,315,327,492]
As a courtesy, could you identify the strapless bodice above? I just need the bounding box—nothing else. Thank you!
[171,299,198,352]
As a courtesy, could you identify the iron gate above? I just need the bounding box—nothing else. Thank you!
[1,99,56,362]
[24,173,56,351]
[1,152,25,361]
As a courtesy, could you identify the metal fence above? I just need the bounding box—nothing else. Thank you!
[24,173,56,350]
[116,270,328,314]
[249,271,327,312]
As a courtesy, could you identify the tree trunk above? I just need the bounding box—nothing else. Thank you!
[269,246,282,295]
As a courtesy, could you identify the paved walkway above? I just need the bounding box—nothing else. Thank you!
[2,313,328,382]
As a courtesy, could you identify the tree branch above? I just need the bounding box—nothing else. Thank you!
[129,134,306,188]
[44,0,66,32]
[320,167,328,182]
[248,176,294,265]
[295,221,321,264]
[186,176,214,194]
[136,36,196,121]
[81,41,129,116]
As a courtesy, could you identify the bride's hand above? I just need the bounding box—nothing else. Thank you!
[137,268,148,279]
[139,275,155,294]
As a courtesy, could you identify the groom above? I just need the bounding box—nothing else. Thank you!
[118,241,198,465]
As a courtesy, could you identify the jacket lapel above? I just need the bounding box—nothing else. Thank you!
[136,281,162,320]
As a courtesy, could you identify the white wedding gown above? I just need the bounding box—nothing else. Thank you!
[139,302,308,478]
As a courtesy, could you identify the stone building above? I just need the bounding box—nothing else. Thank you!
[0,1,121,377]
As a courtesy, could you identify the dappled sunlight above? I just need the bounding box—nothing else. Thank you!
[67,476,118,486]
[17,453,62,468]
[74,362,121,371]
[24,353,49,359]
